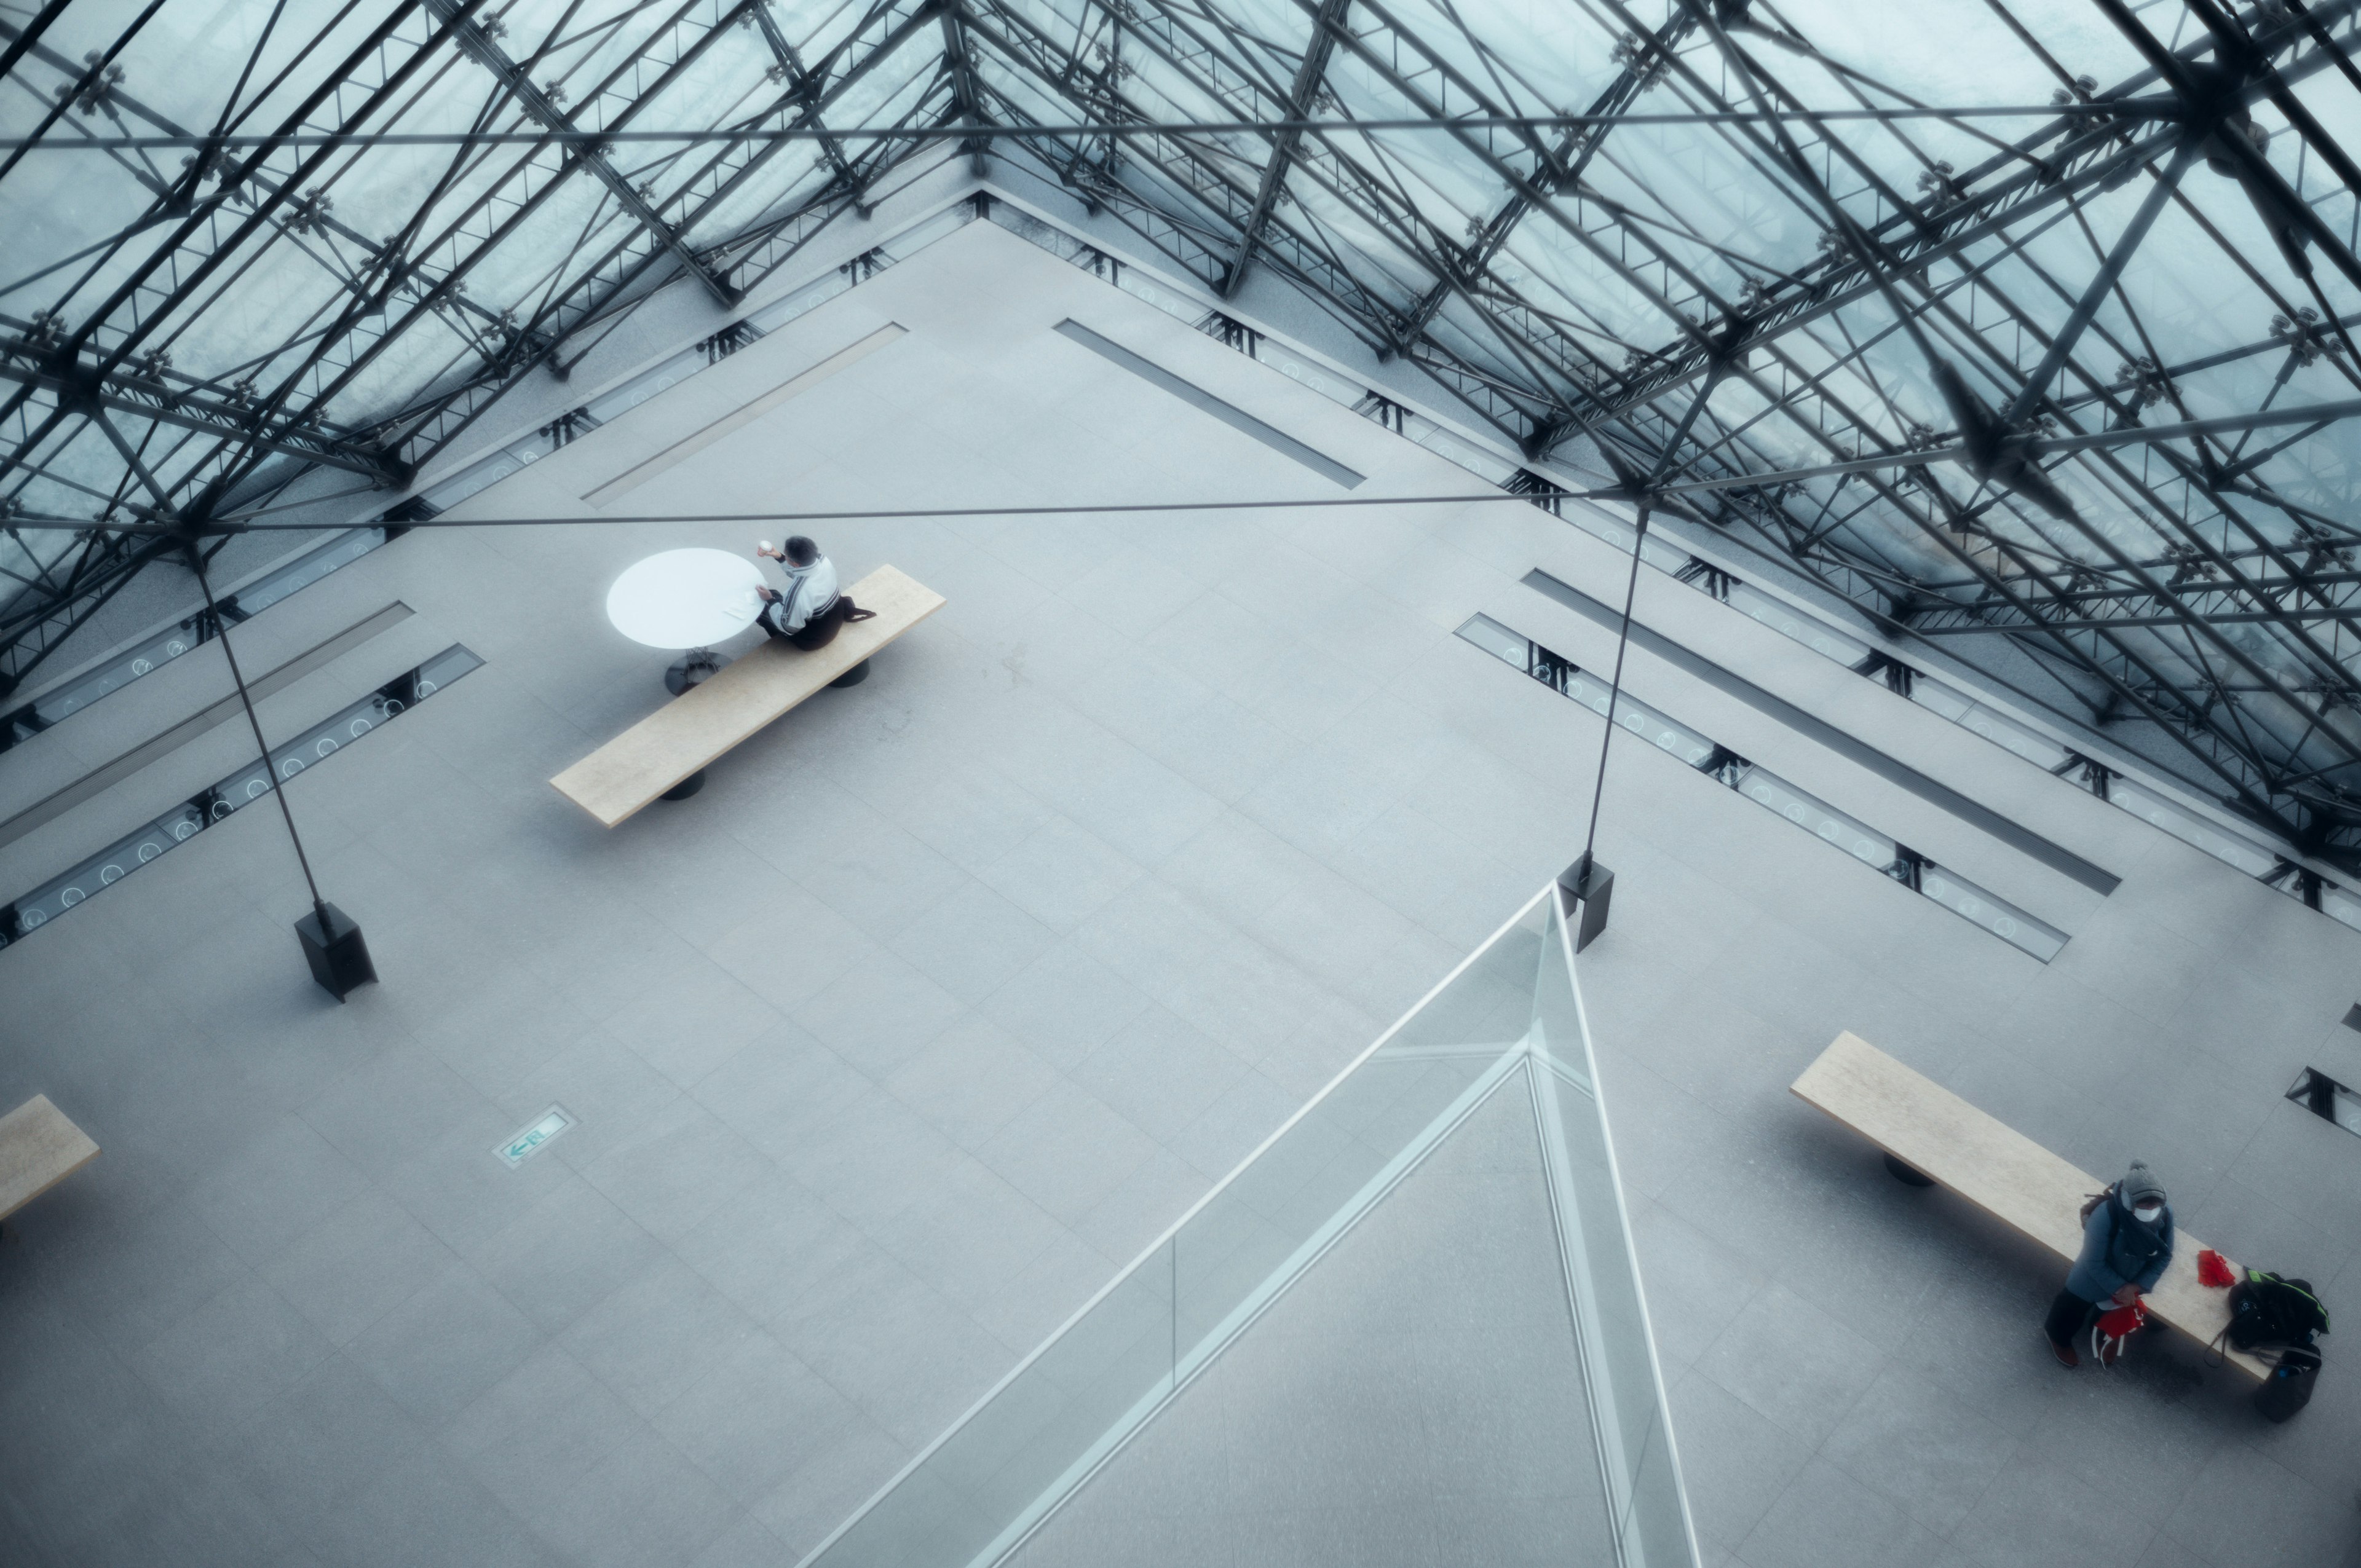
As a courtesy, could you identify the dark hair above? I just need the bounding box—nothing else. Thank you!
[783,535,820,566]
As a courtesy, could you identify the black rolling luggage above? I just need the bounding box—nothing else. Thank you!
[2255,1344,2321,1424]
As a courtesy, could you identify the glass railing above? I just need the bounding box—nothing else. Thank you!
[1529,889,1698,1567]
[797,886,1698,1568]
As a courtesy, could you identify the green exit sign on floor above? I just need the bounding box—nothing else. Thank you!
[495,1106,574,1168]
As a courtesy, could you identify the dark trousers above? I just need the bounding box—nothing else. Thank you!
[2045,1287,2096,1347]
[762,601,842,651]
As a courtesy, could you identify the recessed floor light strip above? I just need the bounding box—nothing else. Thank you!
[986,202,1516,485]
[0,644,482,948]
[976,199,2361,936]
[0,526,392,751]
[1051,319,1365,489]
[392,203,978,527]
[581,323,908,506]
[1523,569,2119,897]
[1652,549,2361,932]
[2287,1068,2361,1137]
[0,603,414,851]
[1458,613,2066,961]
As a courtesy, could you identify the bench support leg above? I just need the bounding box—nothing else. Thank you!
[1882,1152,1936,1187]
[661,770,708,802]
[830,658,871,688]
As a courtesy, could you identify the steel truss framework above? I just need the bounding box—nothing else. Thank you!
[5,0,2361,868]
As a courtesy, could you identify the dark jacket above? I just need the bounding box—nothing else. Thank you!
[2065,1189,2173,1301]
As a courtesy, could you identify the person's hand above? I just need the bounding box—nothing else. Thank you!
[757,586,780,602]
[2112,1284,2143,1306]
[755,544,782,561]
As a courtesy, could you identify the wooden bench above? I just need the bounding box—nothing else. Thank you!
[553,564,944,828]
[1792,1032,2269,1382]
[1,1095,99,1224]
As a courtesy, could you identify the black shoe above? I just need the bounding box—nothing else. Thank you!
[2048,1335,2079,1369]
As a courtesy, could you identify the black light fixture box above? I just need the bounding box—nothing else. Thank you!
[1557,853,1613,955]
[296,902,377,1001]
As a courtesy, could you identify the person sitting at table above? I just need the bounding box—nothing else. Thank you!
[754,535,871,650]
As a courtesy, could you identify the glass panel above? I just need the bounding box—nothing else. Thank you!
[813,1242,1177,1568]
[1533,895,1699,1568]
[803,883,1698,1568]
[1171,909,1541,1364]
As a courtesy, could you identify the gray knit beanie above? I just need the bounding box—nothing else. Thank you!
[2121,1160,2167,1210]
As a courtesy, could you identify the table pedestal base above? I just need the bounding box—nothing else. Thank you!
[830,658,871,688]
[666,648,727,696]
[661,770,707,802]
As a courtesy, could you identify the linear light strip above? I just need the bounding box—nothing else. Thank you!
[2,202,985,829]
[2285,1068,2361,1138]
[1458,613,2066,961]
[1522,567,2118,896]
[0,526,392,749]
[1651,550,2361,934]
[1050,319,1366,487]
[0,644,482,948]
[976,198,2361,938]
[394,204,978,526]
[580,323,908,506]
[0,602,414,850]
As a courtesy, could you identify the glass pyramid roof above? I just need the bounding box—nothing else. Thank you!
[4,0,2359,865]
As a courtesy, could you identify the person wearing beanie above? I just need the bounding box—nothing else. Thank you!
[2044,1160,2174,1368]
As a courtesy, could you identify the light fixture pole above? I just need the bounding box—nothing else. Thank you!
[1560,505,1648,953]
[189,546,376,1000]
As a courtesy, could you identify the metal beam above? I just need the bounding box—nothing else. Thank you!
[0,333,398,482]
[937,0,989,176]
[1391,10,1699,346]
[423,0,740,306]
[1222,0,1349,299]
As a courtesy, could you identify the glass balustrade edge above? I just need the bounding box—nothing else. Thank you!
[1537,902,1704,1568]
[790,886,1559,1568]
[963,1049,1532,1568]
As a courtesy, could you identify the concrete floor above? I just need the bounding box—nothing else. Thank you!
[2,202,2360,1568]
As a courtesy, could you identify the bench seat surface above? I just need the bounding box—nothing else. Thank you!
[552,564,944,827]
[0,1095,99,1219]
[1792,1032,2270,1382]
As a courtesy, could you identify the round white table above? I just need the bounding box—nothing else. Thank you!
[605,548,765,696]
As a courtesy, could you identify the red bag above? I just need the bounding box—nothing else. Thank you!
[2094,1301,2146,1338]
[2092,1300,2147,1368]
[2197,1248,2235,1288]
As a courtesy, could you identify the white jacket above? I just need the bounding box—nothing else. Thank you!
[763,553,839,634]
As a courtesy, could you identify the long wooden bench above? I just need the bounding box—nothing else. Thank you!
[553,564,944,828]
[1793,1032,2269,1382]
[1,1095,99,1224]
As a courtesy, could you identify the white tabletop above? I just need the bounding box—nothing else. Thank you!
[605,549,765,650]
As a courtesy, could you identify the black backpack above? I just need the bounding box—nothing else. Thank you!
[2226,1270,2331,1351]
